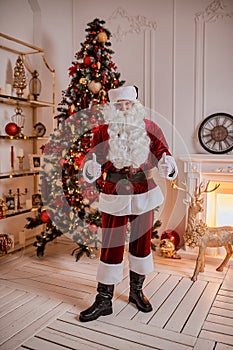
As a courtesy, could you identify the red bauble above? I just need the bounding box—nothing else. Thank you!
[40,210,51,223]
[161,230,180,248]
[5,122,20,136]
[85,188,98,201]
[89,224,98,233]
[83,56,92,67]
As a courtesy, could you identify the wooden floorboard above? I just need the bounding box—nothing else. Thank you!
[0,236,233,350]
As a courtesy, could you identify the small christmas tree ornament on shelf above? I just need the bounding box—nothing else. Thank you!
[13,55,27,97]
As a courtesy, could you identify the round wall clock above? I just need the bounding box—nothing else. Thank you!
[33,122,46,137]
[198,112,233,154]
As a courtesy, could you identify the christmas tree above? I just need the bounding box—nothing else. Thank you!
[31,18,125,260]
[56,18,125,124]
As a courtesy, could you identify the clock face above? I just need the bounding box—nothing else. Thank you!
[34,122,46,137]
[198,113,233,154]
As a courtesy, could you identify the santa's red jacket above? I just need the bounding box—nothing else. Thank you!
[84,119,178,216]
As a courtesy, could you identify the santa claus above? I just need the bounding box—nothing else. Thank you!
[79,85,178,322]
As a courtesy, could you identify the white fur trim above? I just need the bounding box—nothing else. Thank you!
[99,186,164,216]
[108,86,137,102]
[96,260,124,284]
[128,252,154,275]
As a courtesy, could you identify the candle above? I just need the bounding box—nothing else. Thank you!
[18,148,24,157]
[11,146,14,168]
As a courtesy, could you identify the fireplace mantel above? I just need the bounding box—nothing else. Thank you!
[179,154,233,177]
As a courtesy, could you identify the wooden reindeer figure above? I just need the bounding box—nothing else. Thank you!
[171,180,233,281]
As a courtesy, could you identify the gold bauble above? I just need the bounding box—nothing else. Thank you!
[88,80,102,94]
[79,77,87,85]
[97,32,108,43]
[97,61,101,70]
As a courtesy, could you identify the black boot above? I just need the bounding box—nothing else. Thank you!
[79,282,114,322]
[129,270,152,312]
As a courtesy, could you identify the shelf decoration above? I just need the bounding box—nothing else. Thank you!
[5,122,19,137]
[16,188,28,210]
[33,122,46,137]
[11,107,25,137]
[5,190,15,211]
[13,55,27,97]
[0,234,14,255]
[17,148,24,171]
[0,199,7,219]
[28,154,43,171]
[29,70,41,100]
[32,193,43,208]
[10,146,14,173]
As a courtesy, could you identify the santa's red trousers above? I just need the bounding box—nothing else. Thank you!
[100,210,154,264]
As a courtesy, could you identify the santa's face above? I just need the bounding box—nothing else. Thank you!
[113,100,134,111]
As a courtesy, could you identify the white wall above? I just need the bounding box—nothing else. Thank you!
[1,0,233,242]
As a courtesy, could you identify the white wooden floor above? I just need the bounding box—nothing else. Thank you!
[0,235,233,350]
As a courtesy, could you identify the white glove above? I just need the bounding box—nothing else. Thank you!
[158,152,178,180]
[83,153,102,183]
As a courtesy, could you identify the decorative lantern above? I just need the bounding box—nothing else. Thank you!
[11,107,25,137]
[29,70,41,100]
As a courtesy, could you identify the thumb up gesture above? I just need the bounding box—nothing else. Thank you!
[83,153,102,183]
[158,152,173,179]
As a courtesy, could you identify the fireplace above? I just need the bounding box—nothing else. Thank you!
[179,154,233,256]
[205,180,233,227]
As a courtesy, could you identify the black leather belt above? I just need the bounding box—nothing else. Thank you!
[106,171,150,183]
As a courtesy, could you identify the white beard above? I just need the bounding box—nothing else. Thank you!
[102,101,150,169]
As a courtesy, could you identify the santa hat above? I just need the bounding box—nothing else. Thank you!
[108,86,137,102]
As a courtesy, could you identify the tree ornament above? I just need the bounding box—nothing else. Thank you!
[88,81,102,94]
[5,122,20,137]
[40,210,51,223]
[89,223,98,233]
[79,77,87,85]
[97,31,108,43]
[83,56,92,67]
[13,55,27,97]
